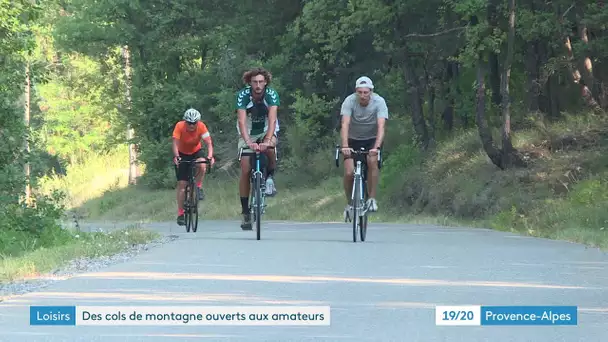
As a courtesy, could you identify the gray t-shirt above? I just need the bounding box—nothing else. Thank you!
[340,93,389,140]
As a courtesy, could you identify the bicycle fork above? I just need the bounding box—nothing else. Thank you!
[251,156,267,215]
[348,161,367,222]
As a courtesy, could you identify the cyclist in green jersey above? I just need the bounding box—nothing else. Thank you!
[235,67,279,230]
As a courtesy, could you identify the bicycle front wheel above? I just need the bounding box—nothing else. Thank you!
[352,176,360,243]
[184,184,192,233]
[191,184,199,232]
[255,173,262,240]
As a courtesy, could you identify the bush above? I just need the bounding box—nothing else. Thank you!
[0,190,73,257]
[136,139,176,190]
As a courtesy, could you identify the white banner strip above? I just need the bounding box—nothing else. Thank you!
[75,306,331,326]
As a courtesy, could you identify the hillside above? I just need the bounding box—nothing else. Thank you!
[39,111,608,250]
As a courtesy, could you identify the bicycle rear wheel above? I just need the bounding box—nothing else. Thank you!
[254,173,262,240]
[184,184,192,233]
[191,183,199,232]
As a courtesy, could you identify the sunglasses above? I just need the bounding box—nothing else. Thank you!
[186,121,197,126]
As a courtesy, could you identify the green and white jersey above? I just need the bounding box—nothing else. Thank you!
[235,86,280,136]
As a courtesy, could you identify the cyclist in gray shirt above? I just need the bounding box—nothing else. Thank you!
[339,76,389,221]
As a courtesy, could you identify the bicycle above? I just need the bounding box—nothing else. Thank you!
[335,145,382,242]
[238,142,276,240]
[174,157,213,233]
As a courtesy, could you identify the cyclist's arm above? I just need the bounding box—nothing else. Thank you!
[374,118,386,150]
[373,98,389,149]
[203,136,213,158]
[237,109,252,144]
[340,115,351,148]
[264,88,279,143]
[172,123,181,158]
[199,122,213,158]
[340,97,352,148]
[172,138,180,158]
[235,89,254,145]
[264,105,277,143]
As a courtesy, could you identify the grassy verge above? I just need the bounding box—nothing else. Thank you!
[72,174,458,225]
[63,175,347,222]
[39,112,608,250]
[37,146,133,210]
[0,226,159,283]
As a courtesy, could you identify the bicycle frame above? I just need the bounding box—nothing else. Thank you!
[352,152,368,216]
[335,145,383,203]
[176,158,212,233]
[251,150,267,214]
[238,144,276,240]
[335,145,382,242]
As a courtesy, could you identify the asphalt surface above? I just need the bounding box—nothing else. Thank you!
[1,219,607,341]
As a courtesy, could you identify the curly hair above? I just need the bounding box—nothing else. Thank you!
[242,67,272,85]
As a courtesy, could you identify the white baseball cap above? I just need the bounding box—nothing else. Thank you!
[355,76,374,89]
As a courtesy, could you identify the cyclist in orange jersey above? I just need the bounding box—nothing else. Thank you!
[172,108,215,226]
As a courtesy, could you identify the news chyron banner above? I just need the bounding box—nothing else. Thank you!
[29,304,578,327]
[30,306,331,326]
[435,305,578,326]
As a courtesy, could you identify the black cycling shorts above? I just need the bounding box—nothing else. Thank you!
[175,149,205,182]
[343,138,377,160]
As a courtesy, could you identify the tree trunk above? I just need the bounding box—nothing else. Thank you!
[428,83,436,139]
[524,41,540,112]
[487,0,502,106]
[499,0,525,168]
[440,60,454,131]
[501,0,515,154]
[403,49,431,149]
[122,46,138,185]
[24,62,31,205]
[452,62,466,128]
[423,62,436,140]
[524,0,540,112]
[475,62,503,168]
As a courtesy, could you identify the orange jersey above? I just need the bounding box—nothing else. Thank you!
[172,121,210,154]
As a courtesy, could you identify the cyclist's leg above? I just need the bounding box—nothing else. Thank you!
[193,149,207,200]
[263,134,278,196]
[238,136,253,229]
[176,152,193,225]
[362,138,379,212]
[343,138,362,220]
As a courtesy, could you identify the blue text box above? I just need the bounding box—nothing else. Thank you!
[481,306,577,325]
[30,306,76,326]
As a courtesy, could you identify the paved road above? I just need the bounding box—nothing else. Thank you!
[1,220,607,341]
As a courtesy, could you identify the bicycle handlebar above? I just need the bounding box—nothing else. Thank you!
[237,145,276,162]
[177,158,213,164]
[246,145,276,151]
[172,156,217,173]
[334,145,382,169]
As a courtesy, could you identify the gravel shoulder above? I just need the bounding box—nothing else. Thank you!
[0,233,179,302]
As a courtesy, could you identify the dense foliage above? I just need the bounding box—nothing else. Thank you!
[2,0,608,241]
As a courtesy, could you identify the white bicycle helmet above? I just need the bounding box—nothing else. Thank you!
[183,108,201,123]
